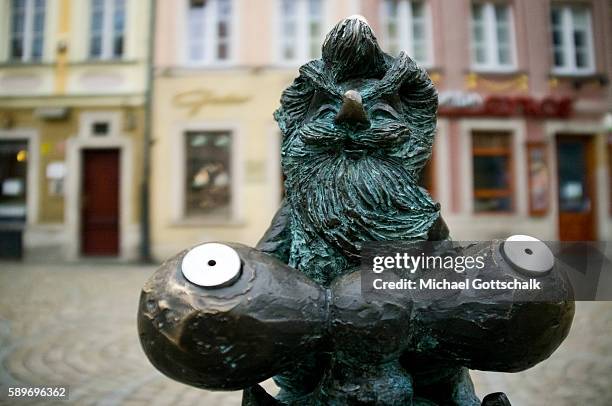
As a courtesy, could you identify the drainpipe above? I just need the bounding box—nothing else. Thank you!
[140,0,157,263]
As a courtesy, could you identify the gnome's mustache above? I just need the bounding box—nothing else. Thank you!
[298,118,411,151]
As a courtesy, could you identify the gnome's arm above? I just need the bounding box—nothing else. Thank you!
[256,198,292,264]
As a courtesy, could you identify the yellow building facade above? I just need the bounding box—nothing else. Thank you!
[151,0,362,260]
[0,0,150,260]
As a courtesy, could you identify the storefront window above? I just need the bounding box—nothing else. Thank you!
[0,141,28,220]
[472,132,513,213]
[184,131,232,219]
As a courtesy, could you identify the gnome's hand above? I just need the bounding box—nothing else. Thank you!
[401,237,574,372]
[138,238,574,401]
[138,243,328,391]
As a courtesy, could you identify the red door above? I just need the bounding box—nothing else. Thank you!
[556,136,597,241]
[81,149,120,256]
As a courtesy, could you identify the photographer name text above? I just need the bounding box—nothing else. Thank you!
[372,278,541,291]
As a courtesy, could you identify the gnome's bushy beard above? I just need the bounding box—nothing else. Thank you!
[282,117,440,264]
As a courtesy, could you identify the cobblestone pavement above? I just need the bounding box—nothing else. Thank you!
[0,262,610,406]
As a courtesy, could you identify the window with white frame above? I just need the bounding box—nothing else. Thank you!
[471,2,515,71]
[278,0,324,63]
[550,4,595,74]
[381,0,430,65]
[184,131,233,218]
[89,0,126,59]
[187,0,233,64]
[9,0,46,62]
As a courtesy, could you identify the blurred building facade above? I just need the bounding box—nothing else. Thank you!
[0,0,150,260]
[2,0,610,262]
[151,0,611,260]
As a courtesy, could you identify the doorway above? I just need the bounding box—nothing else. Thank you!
[556,135,597,241]
[81,149,120,256]
[0,140,28,258]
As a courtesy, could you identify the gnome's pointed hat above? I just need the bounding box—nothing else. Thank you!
[321,15,387,82]
[274,16,438,177]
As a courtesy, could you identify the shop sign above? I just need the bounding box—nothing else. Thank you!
[439,94,573,118]
[173,90,251,116]
[438,91,484,109]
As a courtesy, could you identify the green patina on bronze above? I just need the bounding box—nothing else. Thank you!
[254,17,469,405]
[261,17,445,287]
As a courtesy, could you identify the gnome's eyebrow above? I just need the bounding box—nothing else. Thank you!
[362,52,413,100]
[299,61,344,101]
[299,53,417,105]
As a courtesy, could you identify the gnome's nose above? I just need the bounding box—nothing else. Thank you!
[335,90,370,129]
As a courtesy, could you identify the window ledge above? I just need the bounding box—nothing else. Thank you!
[550,71,607,81]
[181,61,238,69]
[468,68,524,76]
[170,218,246,228]
[0,61,54,68]
[471,212,518,217]
[70,59,141,66]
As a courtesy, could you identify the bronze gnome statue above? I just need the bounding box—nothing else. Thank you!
[138,17,574,406]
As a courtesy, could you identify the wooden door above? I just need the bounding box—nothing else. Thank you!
[556,136,596,241]
[81,149,120,255]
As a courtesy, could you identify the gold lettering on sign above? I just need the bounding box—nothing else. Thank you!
[173,90,251,116]
[465,73,530,92]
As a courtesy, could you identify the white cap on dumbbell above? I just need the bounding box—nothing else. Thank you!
[181,243,242,288]
[502,235,554,276]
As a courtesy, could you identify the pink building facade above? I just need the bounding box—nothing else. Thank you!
[151,0,612,259]
[358,0,612,241]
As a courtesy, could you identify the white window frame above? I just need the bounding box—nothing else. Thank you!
[380,0,433,67]
[275,0,327,66]
[183,0,236,67]
[88,0,126,60]
[550,4,595,76]
[470,2,517,72]
[9,0,46,62]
